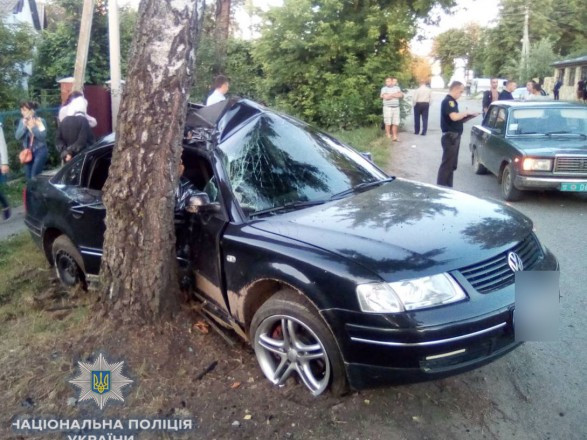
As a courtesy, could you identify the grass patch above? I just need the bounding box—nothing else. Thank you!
[0,177,25,207]
[329,125,390,169]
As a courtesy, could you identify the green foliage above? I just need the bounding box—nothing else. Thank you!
[30,0,137,91]
[193,35,264,102]
[432,24,484,82]
[252,0,454,129]
[0,22,36,110]
[483,0,587,78]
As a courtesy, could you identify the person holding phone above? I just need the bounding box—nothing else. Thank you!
[15,101,48,180]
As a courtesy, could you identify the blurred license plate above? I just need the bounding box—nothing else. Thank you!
[560,183,587,192]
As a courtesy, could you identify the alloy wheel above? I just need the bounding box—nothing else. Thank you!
[254,315,330,396]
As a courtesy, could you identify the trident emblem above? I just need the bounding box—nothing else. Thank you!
[91,371,111,394]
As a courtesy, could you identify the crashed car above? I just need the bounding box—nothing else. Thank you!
[470,101,587,200]
[25,99,558,395]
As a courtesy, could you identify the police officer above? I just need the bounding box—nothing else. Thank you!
[437,81,479,187]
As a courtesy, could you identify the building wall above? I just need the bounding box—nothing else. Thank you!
[554,65,586,101]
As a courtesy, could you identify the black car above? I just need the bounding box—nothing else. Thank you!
[470,101,587,201]
[25,99,558,396]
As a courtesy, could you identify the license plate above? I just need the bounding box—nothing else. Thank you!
[560,183,587,192]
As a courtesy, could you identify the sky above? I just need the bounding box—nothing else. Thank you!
[117,0,501,57]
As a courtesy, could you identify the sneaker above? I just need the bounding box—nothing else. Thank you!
[2,207,10,220]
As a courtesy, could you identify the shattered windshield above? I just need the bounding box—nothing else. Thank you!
[218,113,387,214]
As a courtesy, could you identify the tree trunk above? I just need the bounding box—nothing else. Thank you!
[214,0,231,73]
[100,0,200,323]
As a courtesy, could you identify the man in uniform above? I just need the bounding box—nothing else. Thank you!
[380,77,403,141]
[437,81,479,188]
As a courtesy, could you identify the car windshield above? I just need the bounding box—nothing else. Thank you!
[218,113,387,214]
[507,107,587,136]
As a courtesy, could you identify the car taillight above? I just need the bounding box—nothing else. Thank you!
[23,186,27,214]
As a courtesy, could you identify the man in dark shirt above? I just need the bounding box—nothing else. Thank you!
[437,81,479,187]
[482,78,499,117]
[499,80,516,100]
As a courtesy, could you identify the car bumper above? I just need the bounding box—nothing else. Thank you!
[515,175,587,190]
[321,249,558,390]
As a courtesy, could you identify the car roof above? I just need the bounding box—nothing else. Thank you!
[490,100,585,108]
[82,99,266,155]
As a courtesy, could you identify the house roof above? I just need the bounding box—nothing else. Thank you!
[0,0,42,30]
[552,55,587,68]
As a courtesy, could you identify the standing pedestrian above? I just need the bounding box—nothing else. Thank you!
[15,101,48,180]
[482,78,499,117]
[0,122,11,220]
[437,82,479,188]
[553,77,562,100]
[499,80,517,100]
[56,98,95,162]
[380,77,403,141]
[206,75,230,106]
[412,79,431,136]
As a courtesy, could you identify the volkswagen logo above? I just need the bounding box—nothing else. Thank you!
[507,252,524,272]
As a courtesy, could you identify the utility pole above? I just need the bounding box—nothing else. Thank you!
[73,0,95,92]
[108,0,121,131]
[520,3,530,78]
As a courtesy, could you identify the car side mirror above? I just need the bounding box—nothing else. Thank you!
[186,193,211,213]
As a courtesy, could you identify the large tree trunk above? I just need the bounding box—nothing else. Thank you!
[100,0,200,323]
[214,0,231,73]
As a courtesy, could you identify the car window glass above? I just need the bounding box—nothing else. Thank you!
[219,113,387,213]
[61,156,84,186]
[495,108,506,132]
[486,107,499,129]
[508,107,587,136]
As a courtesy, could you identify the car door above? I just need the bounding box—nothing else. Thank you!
[479,106,509,175]
[64,146,112,275]
[472,108,495,171]
[182,151,231,312]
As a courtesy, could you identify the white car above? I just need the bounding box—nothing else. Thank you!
[512,87,529,100]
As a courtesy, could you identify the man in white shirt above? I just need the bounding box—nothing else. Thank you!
[206,75,230,106]
[412,80,432,135]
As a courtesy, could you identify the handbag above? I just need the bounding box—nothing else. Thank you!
[19,148,33,164]
[19,132,34,164]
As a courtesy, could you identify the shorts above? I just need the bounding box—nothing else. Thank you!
[383,106,400,126]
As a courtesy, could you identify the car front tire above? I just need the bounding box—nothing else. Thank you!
[501,163,523,201]
[52,235,86,289]
[250,288,348,396]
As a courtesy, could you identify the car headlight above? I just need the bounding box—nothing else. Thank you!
[356,274,467,313]
[522,158,552,171]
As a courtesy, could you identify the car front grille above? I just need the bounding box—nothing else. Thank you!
[554,156,587,174]
[459,234,543,294]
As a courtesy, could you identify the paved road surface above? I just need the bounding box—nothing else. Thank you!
[377,91,586,439]
[0,205,25,241]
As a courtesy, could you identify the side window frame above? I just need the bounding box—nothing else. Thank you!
[494,107,507,133]
[484,106,499,129]
[80,145,114,191]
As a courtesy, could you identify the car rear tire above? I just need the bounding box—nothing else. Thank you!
[472,148,488,175]
[250,288,348,396]
[52,235,86,289]
[501,164,523,201]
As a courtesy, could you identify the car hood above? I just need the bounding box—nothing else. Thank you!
[508,136,587,156]
[250,179,533,281]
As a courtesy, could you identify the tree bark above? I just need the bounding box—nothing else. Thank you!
[100,0,200,323]
[214,0,231,73]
